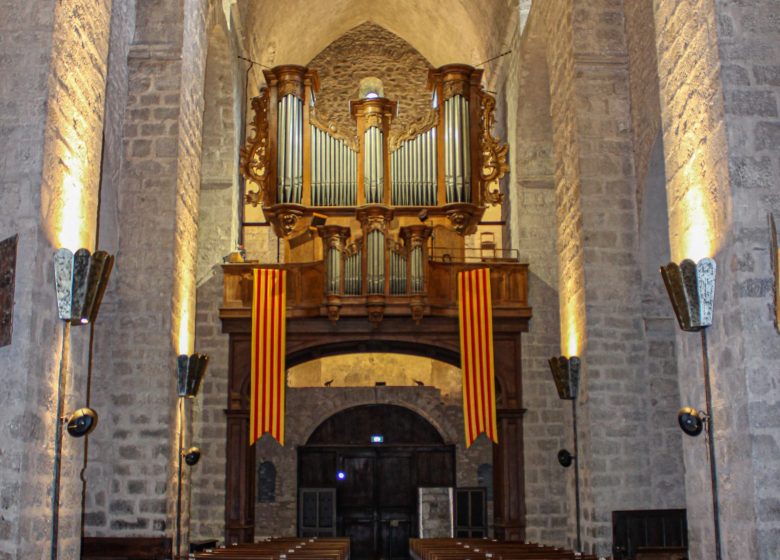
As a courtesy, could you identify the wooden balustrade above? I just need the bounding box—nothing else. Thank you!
[220,258,529,324]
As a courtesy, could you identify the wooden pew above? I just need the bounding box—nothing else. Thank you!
[409,538,597,560]
[192,537,349,560]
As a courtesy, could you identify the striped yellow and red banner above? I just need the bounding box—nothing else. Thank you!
[250,268,287,445]
[458,268,498,447]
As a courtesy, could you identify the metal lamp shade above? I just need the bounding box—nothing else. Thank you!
[660,258,716,332]
[548,356,580,400]
[177,353,209,398]
[54,248,114,325]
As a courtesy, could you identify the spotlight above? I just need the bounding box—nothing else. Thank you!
[418,209,429,223]
[678,407,706,437]
[660,258,716,331]
[336,470,346,481]
[183,447,202,466]
[53,248,114,325]
[177,353,209,398]
[557,449,575,468]
[65,407,98,437]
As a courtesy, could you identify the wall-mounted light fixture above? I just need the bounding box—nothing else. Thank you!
[176,353,209,398]
[677,407,706,437]
[54,248,114,325]
[660,257,721,560]
[548,355,581,552]
[183,447,202,467]
[65,408,99,438]
[660,258,715,332]
[51,248,114,560]
[175,353,208,557]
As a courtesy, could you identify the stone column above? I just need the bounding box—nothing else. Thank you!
[84,1,208,553]
[538,0,666,554]
[653,0,780,558]
[0,1,112,558]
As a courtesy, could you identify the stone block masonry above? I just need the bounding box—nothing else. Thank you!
[84,2,208,554]
[0,1,112,558]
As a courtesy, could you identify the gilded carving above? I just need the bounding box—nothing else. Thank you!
[278,79,304,99]
[442,80,467,101]
[240,91,271,207]
[388,109,438,152]
[479,93,508,205]
[365,215,388,233]
[364,111,383,130]
[444,204,481,236]
[279,212,300,236]
[310,108,359,151]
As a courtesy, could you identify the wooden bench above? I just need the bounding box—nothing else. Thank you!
[409,538,598,560]
[191,537,350,560]
[81,537,172,560]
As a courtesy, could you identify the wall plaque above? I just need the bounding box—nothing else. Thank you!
[0,235,18,347]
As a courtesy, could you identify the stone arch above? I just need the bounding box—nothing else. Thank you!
[299,396,458,447]
[242,1,517,69]
[305,403,447,445]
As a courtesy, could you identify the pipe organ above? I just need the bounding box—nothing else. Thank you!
[240,63,509,323]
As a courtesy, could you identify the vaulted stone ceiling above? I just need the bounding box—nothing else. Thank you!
[236,0,522,72]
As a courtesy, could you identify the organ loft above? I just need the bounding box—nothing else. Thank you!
[0,2,778,560]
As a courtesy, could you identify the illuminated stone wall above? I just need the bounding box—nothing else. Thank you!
[654,0,780,558]
[0,1,112,558]
[714,2,780,556]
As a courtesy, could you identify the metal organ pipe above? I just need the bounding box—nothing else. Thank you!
[390,127,438,206]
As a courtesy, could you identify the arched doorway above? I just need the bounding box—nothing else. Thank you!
[298,404,454,559]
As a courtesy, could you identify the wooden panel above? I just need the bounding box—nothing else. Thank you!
[298,450,336,487]
[612,509,688,560]
[415,449,455,487]
[378,454,413,508]
[341,454,375,508]
[81,537,172,560]
[221,261,529,322]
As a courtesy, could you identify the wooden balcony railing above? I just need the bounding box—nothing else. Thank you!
[220,258,530,325]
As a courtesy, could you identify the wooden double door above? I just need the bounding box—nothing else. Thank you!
[299,445,455,559]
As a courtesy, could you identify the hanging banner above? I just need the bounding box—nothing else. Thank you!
[458,268,498,447]
[250,268,287,445]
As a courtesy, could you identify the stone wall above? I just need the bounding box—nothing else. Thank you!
[0,1,112,558]
[499,7,568,547]
[307,22,432,140]
[713,2,780,556]
[625,0,663,206]
[84,3,209,555]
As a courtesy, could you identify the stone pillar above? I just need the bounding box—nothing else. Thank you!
[0,1,112,558]
[84,0,208,553]
[499,7,568,545]
[538,0,672,554]
[654,0,780,558]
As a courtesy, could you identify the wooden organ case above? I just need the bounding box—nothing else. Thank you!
[221,64,532,544]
